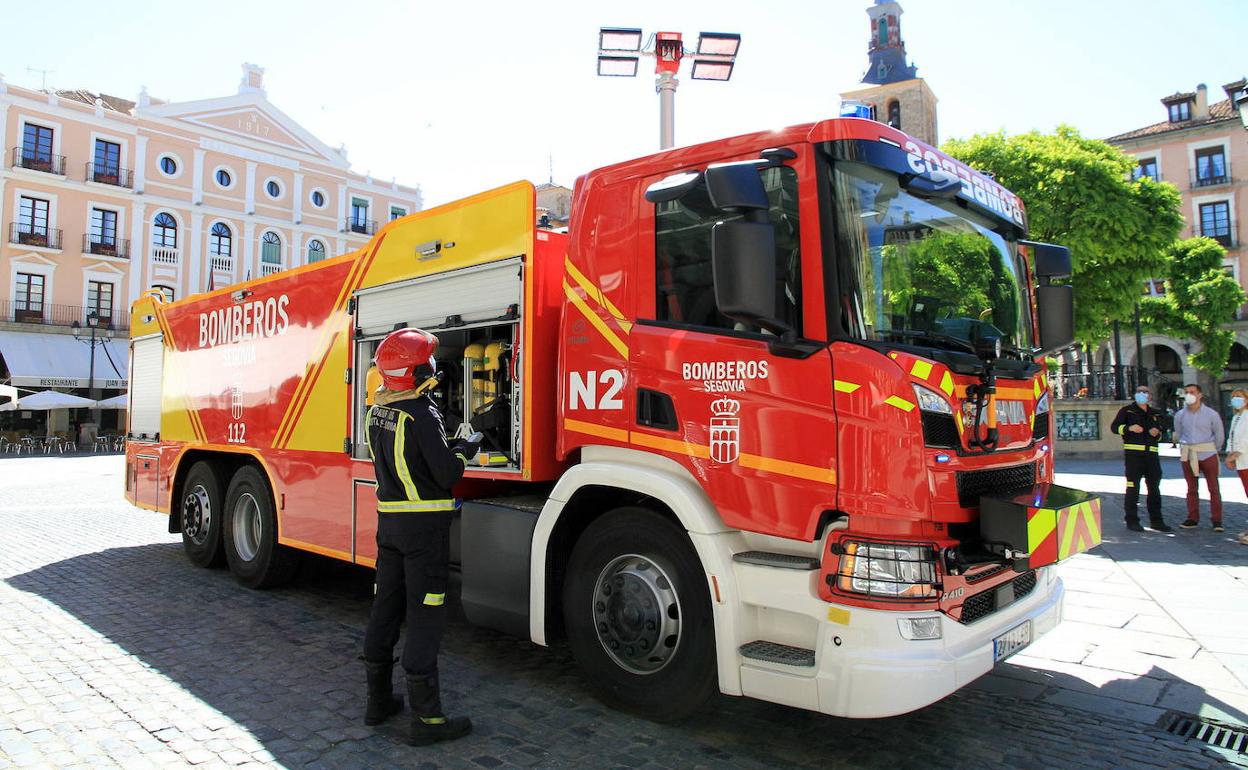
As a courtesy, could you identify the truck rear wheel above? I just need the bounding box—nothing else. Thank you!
[562,507,717,721]
[180,461,224,568]
[222,466,300,589]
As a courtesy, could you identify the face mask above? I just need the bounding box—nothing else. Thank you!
[1134,392,1149,405]
[1233,396,1246,410]
[1184,393,1198,406]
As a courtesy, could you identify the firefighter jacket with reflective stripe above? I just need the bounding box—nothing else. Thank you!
[1110,403,1163,453]
[367,396,467,513]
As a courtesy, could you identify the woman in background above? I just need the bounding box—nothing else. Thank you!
[1222,387,1248,545]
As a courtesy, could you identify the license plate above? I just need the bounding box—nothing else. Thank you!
[993,620,1032,662]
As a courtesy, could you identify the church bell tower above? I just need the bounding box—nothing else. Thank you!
[839,0,939,146]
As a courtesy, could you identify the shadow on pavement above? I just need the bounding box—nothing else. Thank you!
[4,542,1240,769]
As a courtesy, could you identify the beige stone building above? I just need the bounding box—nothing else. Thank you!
[0,64,420,438]
[839,0,938,146]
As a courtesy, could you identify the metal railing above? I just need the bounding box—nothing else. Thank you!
[8,222,63,250]
[0,300,128,331]
[151,247,179,265]
[10,147,66,175]
[1191,160,1232,189]
[1198,221,1239,250]
[345,218,377,235]
[85,162,134,189]
[1052,366,1181,404]
[82,234,129,259]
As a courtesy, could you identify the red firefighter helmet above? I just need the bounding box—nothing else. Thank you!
[374,328,438,391]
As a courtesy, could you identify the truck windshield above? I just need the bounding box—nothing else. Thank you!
[832,159,1033,355]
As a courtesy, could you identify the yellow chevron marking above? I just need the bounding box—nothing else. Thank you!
[940,370,955,397]
[885,395,916,412]
[564,281,629,358]
[565,257,631,333]
[910,360,933,380]
[834,380,860,393]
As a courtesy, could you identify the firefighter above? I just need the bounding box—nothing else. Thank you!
[1109,385,1172,533]
[361,328,480,745]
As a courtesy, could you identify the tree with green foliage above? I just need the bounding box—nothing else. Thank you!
[942,126,1184,347]
[1139,237,1245,377]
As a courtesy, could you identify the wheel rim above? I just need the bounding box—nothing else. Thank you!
[182,484,211,545]
[591,553,682,675]
[232,492,262,563]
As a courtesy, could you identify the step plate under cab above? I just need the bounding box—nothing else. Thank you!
[740,640,816,667]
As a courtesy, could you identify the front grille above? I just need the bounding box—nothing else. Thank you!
[957,570,1038,624]
[1032,414,1050,441]
[955,462,1035,507]
[922,412,959,448]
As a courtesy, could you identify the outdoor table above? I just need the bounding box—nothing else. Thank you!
[94,436,112,453]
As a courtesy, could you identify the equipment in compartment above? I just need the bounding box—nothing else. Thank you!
[435,323,519,469]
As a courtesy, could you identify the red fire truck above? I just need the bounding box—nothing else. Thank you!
[125,117,1102,720]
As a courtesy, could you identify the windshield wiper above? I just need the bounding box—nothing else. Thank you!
[883,329,978,355]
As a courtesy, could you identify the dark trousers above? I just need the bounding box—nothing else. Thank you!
[1181,455,1222,525]
[1123,451,1163,524]
[363,511,453,676]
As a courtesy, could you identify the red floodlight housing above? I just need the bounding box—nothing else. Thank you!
[691,32,739,81]
[654,31,684,74]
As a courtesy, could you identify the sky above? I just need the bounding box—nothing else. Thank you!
[2,0,1245,206]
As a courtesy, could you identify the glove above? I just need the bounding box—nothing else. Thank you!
[455,433,483,460]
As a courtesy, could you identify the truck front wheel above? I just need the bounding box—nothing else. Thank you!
[562,507,717,721]
[180,461,224,568]
[222,466,300,589]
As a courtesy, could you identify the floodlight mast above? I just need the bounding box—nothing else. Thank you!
[596,28,740,151]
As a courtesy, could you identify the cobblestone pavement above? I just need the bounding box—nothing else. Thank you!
[0,455,1244,769]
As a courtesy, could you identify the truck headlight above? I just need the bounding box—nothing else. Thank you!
[835,540,939,600]
[912,383,952,414]
[1035,392,1050,415]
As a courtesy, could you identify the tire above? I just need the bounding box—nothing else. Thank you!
[222,466,300,589]
[562,507,717,721]
[180,461,225,568]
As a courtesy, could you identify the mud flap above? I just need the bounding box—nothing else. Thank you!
[980,484,1102,571]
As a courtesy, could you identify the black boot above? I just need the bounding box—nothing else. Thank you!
[405,673,471,746]
[363,659,404,726]
[1150,519,1173,533]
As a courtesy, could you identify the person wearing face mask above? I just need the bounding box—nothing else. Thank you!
[1110,386,1171,532]
[1224,388,1248,542]
[1173,383,1224,532]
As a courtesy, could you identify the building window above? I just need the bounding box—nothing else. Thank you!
[261,231,282,274]
[159,156,178,176]
[311,190,325,208]
[215,169,232,188]
[654,165,802,334]
[1194,147,1228,187]
[886,100,901,129]
[89,208,119,255]
[92,139,121,183]
[152,212,178,249]
[307,239,327,263]
[151,284,175,303]
[1168,101,1191,122]
[1199,201,1232,248]
[16,195,51,247]
[390,206,407,221]
[265,180,282,199]
[209,222,232,261]
[88,281,115,324]
[1133,157,1159,182]
[351,197,370,233]
[21,123,54,170]
[14,273,45,322]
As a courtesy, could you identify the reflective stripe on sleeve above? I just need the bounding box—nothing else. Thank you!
[423,592,445,606]
[1123,443,1147,451]
[393,413,421,501]
[377,499,459,513]
[1117,424,1126,435]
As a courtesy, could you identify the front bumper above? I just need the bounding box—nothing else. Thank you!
[738,569,1064,718]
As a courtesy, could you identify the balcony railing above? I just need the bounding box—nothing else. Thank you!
[0,300,128,332]
[1191,161,1232,189]
[210,253,233,272]
[345,218,377,235]
[10,147,66,175]
[1053,366,1180,403]
[151,247,179,265]
[82,234,129,259]
[1199,222,1239,250]
[260,262,283,277]
[8,223,63,250]
[85,162,134,189]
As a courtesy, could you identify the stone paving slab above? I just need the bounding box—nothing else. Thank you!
[0,455,1244,768]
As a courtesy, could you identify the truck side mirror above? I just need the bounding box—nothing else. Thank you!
[1037,284,1075,355]
[1021,241,1072,278]
[704,161,769,211]
[711,221,777,326]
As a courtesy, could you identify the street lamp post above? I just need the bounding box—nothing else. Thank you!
[597,28,741,151]
[72,311,113,444]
